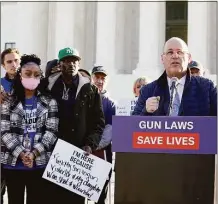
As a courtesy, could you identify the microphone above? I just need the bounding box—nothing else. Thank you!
[166,77,178,116]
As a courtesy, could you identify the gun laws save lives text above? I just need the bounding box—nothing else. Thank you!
[137,120,195,146]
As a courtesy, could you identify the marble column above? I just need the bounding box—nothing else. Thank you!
[73,2,97,71]
[188,2,209,73]
[206,2,217,75]
[47,2,75,61]
[114,2,126,74]
[135,1,165,81]
[95,2,117,75]
[46,2,57,61]
[16,2,49,68]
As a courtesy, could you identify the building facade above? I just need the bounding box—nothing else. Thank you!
[1,1,217,99]
[1,2,218,203]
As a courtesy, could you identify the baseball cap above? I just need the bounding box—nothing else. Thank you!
[92,66,107,76]
[58,47,81,61]
[78,69,91,77]
[188,60,203,70]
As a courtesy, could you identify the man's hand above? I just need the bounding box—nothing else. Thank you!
[51,64,61,74]
[146,96,160,113]
[82,146,92,156]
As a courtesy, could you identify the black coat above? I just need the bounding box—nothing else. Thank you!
[47,72,105,150]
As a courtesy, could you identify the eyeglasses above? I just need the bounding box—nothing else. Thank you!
[164,50,187,58]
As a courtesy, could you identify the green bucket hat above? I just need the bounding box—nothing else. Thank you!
[58,47,81,61]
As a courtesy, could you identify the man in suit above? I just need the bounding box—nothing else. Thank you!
[132,37,217,204]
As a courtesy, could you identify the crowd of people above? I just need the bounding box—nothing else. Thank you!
[0,37,216,204]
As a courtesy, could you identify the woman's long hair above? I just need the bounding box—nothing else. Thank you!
[12,54,49,105]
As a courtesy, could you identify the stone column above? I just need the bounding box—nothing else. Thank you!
[114,2,126,74]
[135,1,165,81]
[95,2,117,75]
[16,2,49,69]
[206,2,217,75]
[46,2,57,61]
[188,2,209,73]
[47,2,75,61]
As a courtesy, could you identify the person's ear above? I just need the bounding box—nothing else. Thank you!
[161,54,164,64]
[188,53,192,63]
[2,64,6,70]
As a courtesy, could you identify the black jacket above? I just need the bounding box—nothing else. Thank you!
[46,72,105,150]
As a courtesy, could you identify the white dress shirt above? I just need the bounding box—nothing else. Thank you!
[167,75,186,102]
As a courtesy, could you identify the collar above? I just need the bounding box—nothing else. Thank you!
[60,74,79,86]
[47,71,90,93]
[100,90,108,98]
[167,75,186,86]
[11,88,42,97]
[50,73,79,89]
[72,74,79,87]
[157,69,191,88]
[5,73,14,82]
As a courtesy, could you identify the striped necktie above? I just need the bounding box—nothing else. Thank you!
[169,82,180,116]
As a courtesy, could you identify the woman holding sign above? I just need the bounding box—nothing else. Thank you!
[1,54,59,204]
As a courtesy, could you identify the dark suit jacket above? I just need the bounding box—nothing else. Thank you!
[133,71,217,116]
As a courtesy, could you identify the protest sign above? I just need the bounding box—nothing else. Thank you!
[116,98,137,116]
[42,139,112,202]
[112,116,217,154]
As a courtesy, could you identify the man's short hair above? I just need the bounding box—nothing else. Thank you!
[45,59,58,77]
[1,48,20,65]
